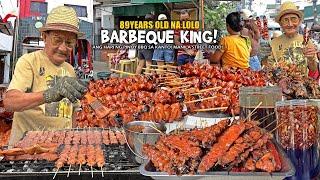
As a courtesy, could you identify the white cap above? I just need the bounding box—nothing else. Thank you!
[158,14,167,20]
[240,9,253,20]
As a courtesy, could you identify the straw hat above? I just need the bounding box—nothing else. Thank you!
[240,9,253,20]
[158,14,167,20]
[275,1,303,23]
[40,6,84,37]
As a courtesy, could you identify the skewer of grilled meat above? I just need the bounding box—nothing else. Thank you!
[218,122,263,166]
[86,145,96,167]
[143,144,175,174]
[109,130,118,144]
[95,146,105,167]
[160,135,202,159]
[77,145,87,166]
[56,145,71,169]
[198,121,246,173]
[230,132,273,168]
[154,137,200,175]
[102,130,110,145]
[80,130,88,145]
[0,144,51,156]
[186,119,229,148]
[67,145,78,165]
[115,131,126,145]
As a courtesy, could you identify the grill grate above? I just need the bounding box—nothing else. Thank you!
[0,144,139,177]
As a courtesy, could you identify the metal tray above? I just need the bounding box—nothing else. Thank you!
[139,141,295,180]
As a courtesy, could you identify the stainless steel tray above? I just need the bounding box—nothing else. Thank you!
[139,141,295,180]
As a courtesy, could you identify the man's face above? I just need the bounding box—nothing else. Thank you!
[43,30,77,65]
[244,19,251,29]
[279,13,301,37]
[180,13,190,21]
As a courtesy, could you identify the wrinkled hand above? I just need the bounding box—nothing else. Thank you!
[43,76,87,103]
[303,44,317,59]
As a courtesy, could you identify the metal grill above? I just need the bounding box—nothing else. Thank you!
[0,144,141,178]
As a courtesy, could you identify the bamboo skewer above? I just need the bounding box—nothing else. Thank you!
[142,68,178,73]
[246,102,262,120]
[184,96,217,104]
[110,69,136,76]
[148,124,164,135]
[91,166,94,178]
[52,168,59,179]
[258,112,275,126]
[166,64,178,69]
[143,68,166,72]
[101,166,104,177]
[171,85,191,90]
[149,64,167,68]
[270,121,285,133]
[78,164,82,175]
[157,76,177,80]
[264,118,277,130]
[190,87,222,95]
[149,64,178,69]
[67,164,71,177]
[194,107,228,112]
[160,81,193,86]
[143,72,152,75]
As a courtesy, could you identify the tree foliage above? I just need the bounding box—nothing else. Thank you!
[204,1,237,35]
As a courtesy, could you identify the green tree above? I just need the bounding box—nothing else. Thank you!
[204,2,237,35]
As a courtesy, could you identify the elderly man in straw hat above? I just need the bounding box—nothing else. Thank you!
[269,1,318,74]
[3,6,87,145]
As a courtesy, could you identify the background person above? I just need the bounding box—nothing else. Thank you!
[240,9,261,71]
[210,12,251,69]
[152,14,175,73]
[136,14,154,74]
[174,10,197,66]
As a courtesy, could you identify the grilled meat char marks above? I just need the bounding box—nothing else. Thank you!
[198,121,246,173]
[143,120,282,175]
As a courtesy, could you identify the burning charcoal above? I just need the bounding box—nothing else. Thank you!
[40,168,49,172]
[6,169,15,173]
[22,164,29,171]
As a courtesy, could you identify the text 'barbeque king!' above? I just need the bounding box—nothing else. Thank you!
[101,21,218,45]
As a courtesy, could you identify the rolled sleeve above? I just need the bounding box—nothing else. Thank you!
[7,57,34,92]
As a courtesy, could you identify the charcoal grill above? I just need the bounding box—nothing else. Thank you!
[0,142,150,179]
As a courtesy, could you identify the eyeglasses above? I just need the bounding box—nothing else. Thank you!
[280,16,299,25]
[50,35,76,48]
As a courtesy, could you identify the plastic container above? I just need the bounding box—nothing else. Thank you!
[239,86,282,130]
[97,71,111,79]
[275,100,320,179]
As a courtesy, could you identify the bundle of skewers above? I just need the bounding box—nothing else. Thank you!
[3,129,125,162]
[264,64,320,99]
[143,118,283,175]
[76,63,266,127]
[0,128,137,179]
